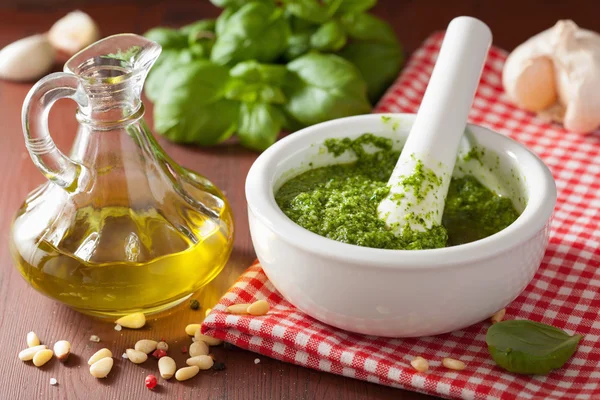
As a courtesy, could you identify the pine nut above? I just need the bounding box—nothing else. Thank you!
[186,355,214,370]
[247,300,270,316]
[89,357,113,378]
[135,339,157,354]
[53,340,71,362]
[33,349,53,367]
[175,366,199,381]
[156,341,169,351]
[194,331,223,346]
[114,312,146,329]
[185,324,201,336]
[88,348,112,365]
[158,356,176,380]
[491,308,506,324]
[126,348,148,364]
[410,356,429,372]
[226,304,251,314]
[27,331,40,347]
[18,345,47,361]
[189,340,209,357]
[442,357,466,371]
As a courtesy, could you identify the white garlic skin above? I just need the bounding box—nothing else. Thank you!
[503,20,600,134]
[0,34,55,81]
[48,10,100,57]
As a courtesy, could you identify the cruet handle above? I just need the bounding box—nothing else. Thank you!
[22,72,91,192]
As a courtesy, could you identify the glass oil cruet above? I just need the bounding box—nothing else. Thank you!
[10,34,234,316]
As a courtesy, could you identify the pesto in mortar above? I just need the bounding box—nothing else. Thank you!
[275,134,520,250]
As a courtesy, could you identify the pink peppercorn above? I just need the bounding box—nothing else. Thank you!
[181,345,188,353]
[145,374,157,390]
[152,349,167,359]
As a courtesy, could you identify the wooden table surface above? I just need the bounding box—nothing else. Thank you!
[0,1,598,399]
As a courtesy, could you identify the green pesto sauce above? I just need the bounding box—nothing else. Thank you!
[275,134,521,250]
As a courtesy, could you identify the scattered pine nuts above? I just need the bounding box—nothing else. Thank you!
[247,300,270,316]
[254,358,260,364]
[185,324,201,336]
[33,349,54,367]
[410,356,429,373]
[88,348,112,365]
[135,339,157,354]
[27,331,40,347]
[19,345,47,361]
[114,324,122,332]
[442,357,466,371]
[158,356,176,379]
[53,340,71,362]
[115,312,146,329]
[226,303,251,315]
[189,340,209,357]
[156,341,168,351]
[491,308,506,324]
[126,349,148,364]
[194,331,223,346]
[175,365,199,381]
[89,357,113,378]
[49,378,57,386]
[122,353,128,359]
[186,355,214,370]
[89,335,100,343]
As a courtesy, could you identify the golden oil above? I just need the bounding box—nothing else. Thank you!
[11,202,233,317]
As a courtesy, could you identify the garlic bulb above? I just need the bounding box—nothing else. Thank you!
[48,10,100,57]
[503,20,600,133]
[0,35,55,81]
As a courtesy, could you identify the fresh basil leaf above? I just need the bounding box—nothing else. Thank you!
[336,13,402,101]
[216,7,235,37]
[338,41,402,102]
[310,20,347,51]
[230,61,288,85]
[154,60,239,145]
[486,320,583,375]
[282,0,330,24]
[181,19,216,36]
[144,28,188,49]
[283,52,371,126]
[283,16,318,60]
[340,12,397,44]
[225,80,287,104]
[326,0,376,15]
[237,102,285,151]
[145,49,195,102]
[211,3,290,65]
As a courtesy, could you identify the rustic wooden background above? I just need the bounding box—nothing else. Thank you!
[0,1,598,399]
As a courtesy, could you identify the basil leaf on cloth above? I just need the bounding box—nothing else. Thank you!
[486,320,583,375]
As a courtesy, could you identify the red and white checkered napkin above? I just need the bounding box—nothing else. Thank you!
[202,33,600,399]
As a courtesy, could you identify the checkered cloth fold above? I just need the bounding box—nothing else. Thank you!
[202,33,600,400]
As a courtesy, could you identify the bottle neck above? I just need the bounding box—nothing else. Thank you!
[75,73,145,129]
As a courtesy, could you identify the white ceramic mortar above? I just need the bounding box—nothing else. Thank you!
[246,113,556,337]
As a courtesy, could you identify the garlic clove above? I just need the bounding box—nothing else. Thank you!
[503,19,600,133]
[48,10,100,58]
[508,56,557,112]
[0,35,55,82]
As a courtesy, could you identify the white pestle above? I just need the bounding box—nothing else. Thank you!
[378,17,492,235]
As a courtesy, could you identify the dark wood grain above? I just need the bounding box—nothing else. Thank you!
[0,1,598,399]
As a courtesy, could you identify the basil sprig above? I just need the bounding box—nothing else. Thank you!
[486,320,583,375]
